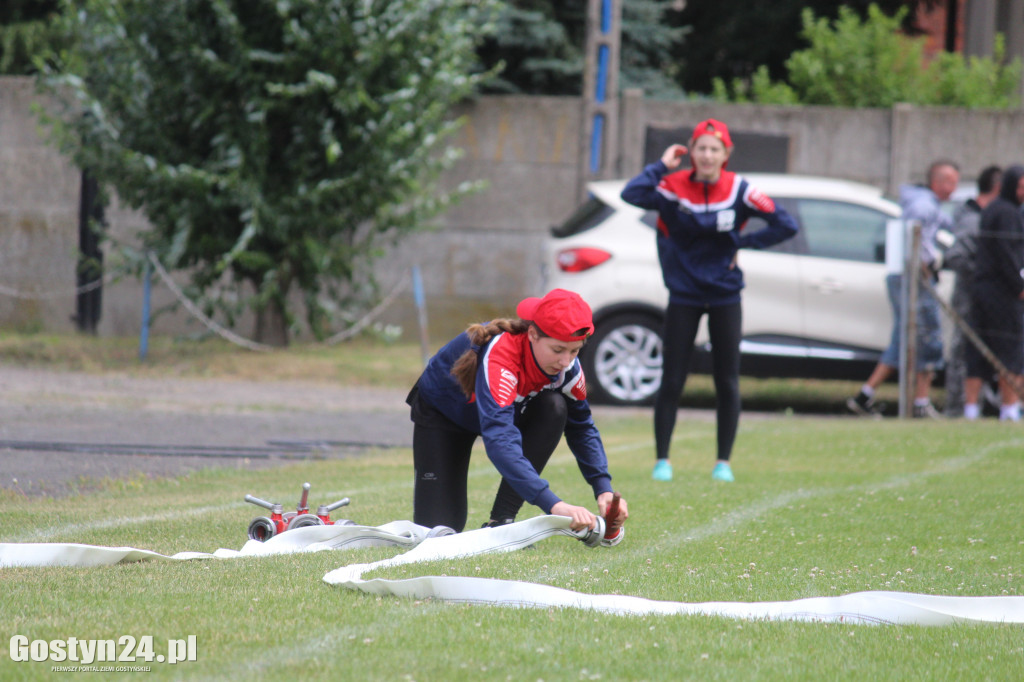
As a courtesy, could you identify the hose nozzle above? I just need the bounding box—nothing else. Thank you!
[247,516,276,542]
[574,516,606,548]
[601,492,624,546]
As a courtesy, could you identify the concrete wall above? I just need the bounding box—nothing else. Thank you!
[0,78,197,339]
[617,93,1024,194]
[3,75,1024,343]
[0,78,80,332]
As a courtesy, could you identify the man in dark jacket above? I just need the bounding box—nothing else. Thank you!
[943,165,1002,416]
[963,165,1024,421]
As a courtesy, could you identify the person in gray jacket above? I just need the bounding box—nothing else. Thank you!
[847,160,960,418]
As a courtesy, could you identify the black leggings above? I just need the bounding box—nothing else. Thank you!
[654,301,741,462]
[412,391,567,532]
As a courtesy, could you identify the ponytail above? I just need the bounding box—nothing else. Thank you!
[451,319,530,397]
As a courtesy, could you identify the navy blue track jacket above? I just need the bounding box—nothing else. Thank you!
[414,329,613,513]
[621,161,798,306]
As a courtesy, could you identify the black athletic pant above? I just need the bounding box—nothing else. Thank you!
[412,390,567,532]
[654,301,742,462]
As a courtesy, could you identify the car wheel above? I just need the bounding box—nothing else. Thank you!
[582,313,663,406]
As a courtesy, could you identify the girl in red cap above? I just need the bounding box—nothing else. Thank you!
[407,288,629,533]
[621,119,798,483]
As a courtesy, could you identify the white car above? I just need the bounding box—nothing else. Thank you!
[542,174,952,406]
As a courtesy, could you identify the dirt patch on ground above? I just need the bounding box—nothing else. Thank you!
[0,367,414,497]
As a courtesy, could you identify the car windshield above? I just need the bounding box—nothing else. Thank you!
[551,196,615,237]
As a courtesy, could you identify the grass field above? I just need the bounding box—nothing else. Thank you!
[2,388,1022,680]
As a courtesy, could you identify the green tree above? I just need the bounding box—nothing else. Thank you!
[476,0,685,97]
[475,2,583,94]
[925,34,1022,108]
[38,0,496,346]
[0,0,61,74]
[715,5,1022,108]
[620,0,687,98]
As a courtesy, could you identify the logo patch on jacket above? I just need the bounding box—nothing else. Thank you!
[746,187,775,213]
[493,367,518,407]
[570,372,587,401]
[716,210,735,232]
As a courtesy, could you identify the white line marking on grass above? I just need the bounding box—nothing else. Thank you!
[3,503,246,543]
[653,437,1023,547]
[3,465,483,543]
[214,608,445,677]
[212,625,377,677]
[3,467,496,543]
[540,437,1024,578]
[11,433,1018,552]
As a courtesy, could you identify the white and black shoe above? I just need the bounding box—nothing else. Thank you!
[846,391,881,417]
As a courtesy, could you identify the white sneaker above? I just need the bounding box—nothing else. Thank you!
[912,402,942,419]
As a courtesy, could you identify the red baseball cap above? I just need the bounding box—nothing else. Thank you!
[690,118,733,148]
[516,289,594,343]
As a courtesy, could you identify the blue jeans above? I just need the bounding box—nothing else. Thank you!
[879,273,944,371]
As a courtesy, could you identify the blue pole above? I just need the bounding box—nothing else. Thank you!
[139,258,151,361]
[590,113,605,174]
[589,2,613,177]
[595,44,609,102]
[601,0,612,33]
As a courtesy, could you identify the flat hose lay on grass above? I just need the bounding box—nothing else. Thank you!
[3,516,1022,627]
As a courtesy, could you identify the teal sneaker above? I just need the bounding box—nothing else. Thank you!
[711,461,734,482]
[652,459,673,481]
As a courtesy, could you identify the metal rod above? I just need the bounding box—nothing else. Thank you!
[244,494,275,511]
[139,257,152,361]
[921,277,1024,403]
[412,265,430,367]
[325,498,350,512]
[900,221,922,418]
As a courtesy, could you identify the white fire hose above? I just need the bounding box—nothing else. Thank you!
[0,520,435,566]
[3,516,1022,626]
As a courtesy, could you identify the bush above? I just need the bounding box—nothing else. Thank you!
[712,4,1022,109]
